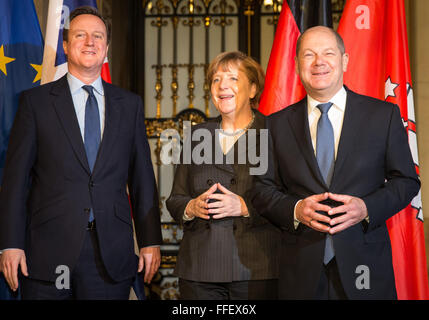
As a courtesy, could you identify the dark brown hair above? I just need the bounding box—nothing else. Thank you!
[62,6,111,45]
[207,51,265,108]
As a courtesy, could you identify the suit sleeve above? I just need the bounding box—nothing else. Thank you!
[243,190,277,227]
[128,95,162,248]
[362,105,420,231]
[250,119,300,233]
[165,162,193,226]
[0,91,37,249]
[165,123,194,226]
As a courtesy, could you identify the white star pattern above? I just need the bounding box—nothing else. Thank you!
[412,190,424,222]
[402,117,408,129]
[385,76,399,100]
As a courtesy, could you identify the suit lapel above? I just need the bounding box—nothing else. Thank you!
[51,76,91,174]
[208,120,235,175]
[330,90,363,190]
[92,81,121,175]
[231,110,263,174]
[51,77,122,176]
[210,112,263,176]
[288,98,326,186]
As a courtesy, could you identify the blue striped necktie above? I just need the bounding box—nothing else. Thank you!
[316,102,335,265]
[82,85,100,222]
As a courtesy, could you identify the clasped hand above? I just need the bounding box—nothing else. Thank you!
[185,183,248,220]
[295,192,368,234]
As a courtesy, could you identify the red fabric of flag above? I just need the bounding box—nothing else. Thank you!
[338,0,429,300]
[258,4,305,115]
[101,59,112,83]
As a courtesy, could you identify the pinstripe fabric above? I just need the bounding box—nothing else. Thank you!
[166,111,280,282]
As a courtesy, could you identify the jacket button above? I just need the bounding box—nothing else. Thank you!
[207,179,214,186]
[89,181,95,188]
[230,178,236,185]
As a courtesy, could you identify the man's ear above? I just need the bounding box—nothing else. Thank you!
[342,53,349,72]
[63,41,68,56]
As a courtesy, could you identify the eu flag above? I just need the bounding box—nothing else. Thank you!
[0,0,43,300]
[0,0,44,182]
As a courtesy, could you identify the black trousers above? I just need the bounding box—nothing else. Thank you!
[179,278,278,300]
[22,229,133,300]
[314,258,348,300]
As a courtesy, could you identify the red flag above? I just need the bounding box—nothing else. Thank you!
[338,0,429,300]
[259,5,305,115]
[101,57,112,83]
[259,0,332,115]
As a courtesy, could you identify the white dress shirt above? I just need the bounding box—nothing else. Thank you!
[67,73,106,141]
[307,87,347,159]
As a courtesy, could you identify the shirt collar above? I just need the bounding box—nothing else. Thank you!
[307,86,347,114]
[67,73,104,96]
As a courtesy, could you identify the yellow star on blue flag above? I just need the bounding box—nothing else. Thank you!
[0,45,15,76]
[30,63,42,83]
[1,0,43,181]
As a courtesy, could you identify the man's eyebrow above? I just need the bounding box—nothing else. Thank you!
[70,29,105,34]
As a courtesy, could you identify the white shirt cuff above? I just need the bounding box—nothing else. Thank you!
[293,200,302,229]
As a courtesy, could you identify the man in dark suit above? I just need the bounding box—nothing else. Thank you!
[0,6,162,299]
[251,26,420,299]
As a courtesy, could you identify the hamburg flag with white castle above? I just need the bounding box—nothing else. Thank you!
[338,0,429,299]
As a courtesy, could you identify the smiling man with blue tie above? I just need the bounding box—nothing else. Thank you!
[251,26,420,300]
[0,6,162,300]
